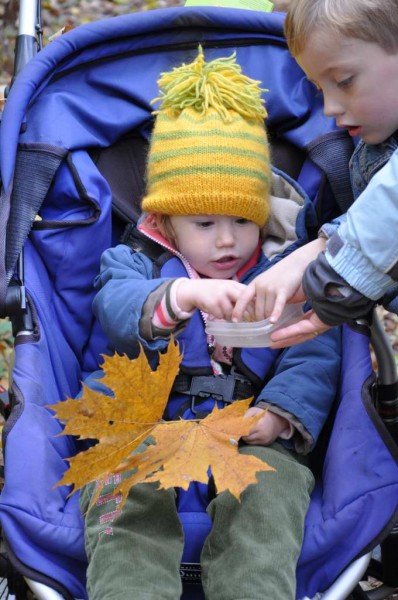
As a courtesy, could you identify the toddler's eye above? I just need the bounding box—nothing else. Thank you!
[337,76,354,89]
[236,218,249,225]
[197,221,213,228]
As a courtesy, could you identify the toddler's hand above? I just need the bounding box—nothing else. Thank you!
[177,278,247,321]
[242,407,291,446]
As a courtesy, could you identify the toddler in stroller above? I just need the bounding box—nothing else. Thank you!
[0,4,397,600]
[79,45,338,600]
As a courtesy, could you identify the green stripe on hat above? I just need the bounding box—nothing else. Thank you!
[150,165,270,185]
[150,146,268,164]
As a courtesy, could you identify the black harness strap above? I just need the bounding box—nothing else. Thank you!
[121,222,164,262]
[173,371,254,402]
[171,370,254,419]
[90,134,148,225]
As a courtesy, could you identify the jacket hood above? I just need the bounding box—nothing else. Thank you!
[262,167,311,262]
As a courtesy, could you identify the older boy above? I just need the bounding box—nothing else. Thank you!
[232,0,398,346]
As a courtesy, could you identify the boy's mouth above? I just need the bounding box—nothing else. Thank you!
[342,125,362,137]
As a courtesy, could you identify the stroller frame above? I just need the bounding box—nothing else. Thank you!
[1,2,398,599]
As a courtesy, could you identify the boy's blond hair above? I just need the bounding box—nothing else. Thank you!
[285,0,398,57]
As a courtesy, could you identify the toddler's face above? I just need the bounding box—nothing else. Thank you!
[297,29,398,144]
[168,214,260,279]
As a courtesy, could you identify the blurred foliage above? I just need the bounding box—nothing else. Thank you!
[1,0,184,86]
[0,319,13,388]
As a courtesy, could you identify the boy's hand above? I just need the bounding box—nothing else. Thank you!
[231,238,326,324]
[242,407,291,446]
[269,310,330,348]
[177,278,247,320]
[232,272,305,325]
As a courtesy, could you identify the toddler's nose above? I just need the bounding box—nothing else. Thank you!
[216,225,235,247]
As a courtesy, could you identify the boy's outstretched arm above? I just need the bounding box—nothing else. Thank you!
[232,238,326,323]
[269,310,330,348]
[268,249,377,347]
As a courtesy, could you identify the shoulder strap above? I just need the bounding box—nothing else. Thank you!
[120,222,164,262]
[307,131,355,214]
[0,145,67,318]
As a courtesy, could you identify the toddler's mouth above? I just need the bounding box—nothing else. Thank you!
[217,255,236,263]
[212,255,239,270]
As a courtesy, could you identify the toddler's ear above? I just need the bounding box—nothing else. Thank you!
[143,212,161,230]
[142,212,169,239]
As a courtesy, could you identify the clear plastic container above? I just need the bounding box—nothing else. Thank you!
[205,303,305,347]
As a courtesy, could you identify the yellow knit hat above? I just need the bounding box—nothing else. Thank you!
[141,46,270,228]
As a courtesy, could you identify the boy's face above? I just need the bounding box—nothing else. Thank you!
[168,214,260,279]
[297,30,398,144]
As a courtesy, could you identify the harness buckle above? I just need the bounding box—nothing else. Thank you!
[189,369,252,415]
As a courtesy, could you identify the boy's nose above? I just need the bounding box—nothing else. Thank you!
[323,93,344,118]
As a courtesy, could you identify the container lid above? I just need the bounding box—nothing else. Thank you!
[205,303,305,347]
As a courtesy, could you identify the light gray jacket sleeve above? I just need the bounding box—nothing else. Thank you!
[323,150,398,300]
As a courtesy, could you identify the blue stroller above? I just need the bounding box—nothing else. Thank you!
[0,3,398,599]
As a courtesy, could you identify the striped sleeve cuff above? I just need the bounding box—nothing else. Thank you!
[152,278,195,332]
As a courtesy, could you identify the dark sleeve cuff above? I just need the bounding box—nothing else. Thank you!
[302,252,375,326]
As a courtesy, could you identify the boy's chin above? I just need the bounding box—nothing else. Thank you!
[360,128,396,145]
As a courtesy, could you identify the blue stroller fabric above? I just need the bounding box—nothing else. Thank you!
[0,7,397,600]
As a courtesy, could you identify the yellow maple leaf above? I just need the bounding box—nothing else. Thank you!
[52,341,274,511]
[116,399,275,504]
[53,341,182,492]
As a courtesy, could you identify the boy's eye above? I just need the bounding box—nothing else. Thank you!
[236,218,249,225]
[337,76,354,89]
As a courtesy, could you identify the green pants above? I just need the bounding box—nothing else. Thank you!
[80,442,314,600]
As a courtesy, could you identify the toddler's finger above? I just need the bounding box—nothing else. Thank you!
[243,305,256,321]
[231,286,255,321]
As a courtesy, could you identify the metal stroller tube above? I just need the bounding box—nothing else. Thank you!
[18,0,37,37]
[11,0,40,82]
[314,553,372,600]
[370,311,398,589]
[370,312,398,438]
